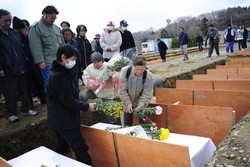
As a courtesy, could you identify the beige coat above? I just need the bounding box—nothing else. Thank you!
[100,29,122,59]
[118,66,153,109]
[83,62,118,99]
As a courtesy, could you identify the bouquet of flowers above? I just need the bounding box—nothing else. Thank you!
[95,101,123,122]
[133,106,163,123]
[141,124,170,141]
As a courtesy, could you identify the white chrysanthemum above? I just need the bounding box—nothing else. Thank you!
[155,106,162,115]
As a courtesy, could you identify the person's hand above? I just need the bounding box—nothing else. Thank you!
[107,48,112,52]
[88,103,96,112]
[0,70,4,77]
[126,104,133,114]
[135,105,142,110]
[39,62,46,70]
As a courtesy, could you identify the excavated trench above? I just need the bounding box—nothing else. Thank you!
[0,52,249,166]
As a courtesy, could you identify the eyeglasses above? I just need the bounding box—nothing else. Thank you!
[47,14,57,20]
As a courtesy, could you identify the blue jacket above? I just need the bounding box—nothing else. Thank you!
[0,28,28,76]
[178,32,189,45]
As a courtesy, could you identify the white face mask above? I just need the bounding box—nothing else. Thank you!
[65,60,76,69]
[107,26,114,31]
[121,27,127,31]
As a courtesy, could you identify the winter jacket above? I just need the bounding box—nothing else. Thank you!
[224,28,235,42]
[196,35,204,44]
[0,28,28,76]
[100,29,122,59]
[157,40,168,55]
[82,62,118,99]
[75,35,92,70]
[118,66,153,109]
[66,38,78,49]
[47,60,89,130]
[29,17,64,66]
[235,29,244,41]
[205,28,219,44]
[178,32,189,45]
[119,30,136,52]
[91,40,103,54]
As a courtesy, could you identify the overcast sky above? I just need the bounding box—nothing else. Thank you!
[1,0,249,39]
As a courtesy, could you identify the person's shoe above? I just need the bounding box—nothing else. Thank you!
[207,56,211,58]
[162,60,166,62]
[8,115,19,123]
[217,54,220,56]
[21,110,37,116]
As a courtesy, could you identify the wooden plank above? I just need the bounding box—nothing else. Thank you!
[231,58,250,62]
[80,125,118,167]
[193,74,228,80]
[0,157,12,167]
[156,88,193,105]
[193,90,250,123]
[228,74,250,80]
[216,64,243,69]
[176,80,213,90]
[167,105,234,146]
[238,68,250,74]
[214,81,250,91]
[114,133,190,167]
[207,68,238,75]
[133,103,168,128]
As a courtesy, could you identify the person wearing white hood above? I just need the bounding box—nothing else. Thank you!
[100,21,122,62]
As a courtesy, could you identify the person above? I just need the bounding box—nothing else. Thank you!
[47,44,95,165]
[62,28,78,49]
[82,52,118,101]
[242,25,248,50]
[0,9,37,123]
[13,16,46,104]
[224,24,236,54]
[91,34,103,54]
[118,55,153,126]
[29,5,64,94]
[157,38,168,62]
[60,21,76,37]
[235,24,244,51]
[75,25,92,71]
[119,20,136,55]
[196,34,204,52]
[178,27,189,61]
[100,21,122,62]
[205,24,220,57]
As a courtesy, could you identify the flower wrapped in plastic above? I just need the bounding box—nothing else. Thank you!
[141,124,170,141]
[95,101,123,122]
[95,49,134,95]
[133,106,163,123]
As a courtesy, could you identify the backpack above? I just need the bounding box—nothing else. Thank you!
[126,66,147,95]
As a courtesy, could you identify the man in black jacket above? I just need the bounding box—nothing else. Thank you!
[47,44,95,165]
[0,9,37,123]
[119,20,136,58]
[157,39,168,62]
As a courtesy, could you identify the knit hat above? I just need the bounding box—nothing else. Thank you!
[91,52,103,62]
[13,16,25,30]
[107,21,114,26]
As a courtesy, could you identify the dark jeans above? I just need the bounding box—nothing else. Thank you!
[198,43,203,51]
[124,112,144,126]
[208,41,219,56]
[1,74,32,116]
[40,66,50,94]
[238,40,243,51]
[242,39,247,49]
[55,128,92,165]
[159,53,166,61]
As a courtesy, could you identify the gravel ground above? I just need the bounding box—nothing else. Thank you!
[148,48,228,79]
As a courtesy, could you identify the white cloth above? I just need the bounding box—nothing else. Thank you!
[8,146,90,167]
[91,123,216,167]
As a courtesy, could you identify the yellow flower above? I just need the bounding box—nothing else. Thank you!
[159,128,170,141]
